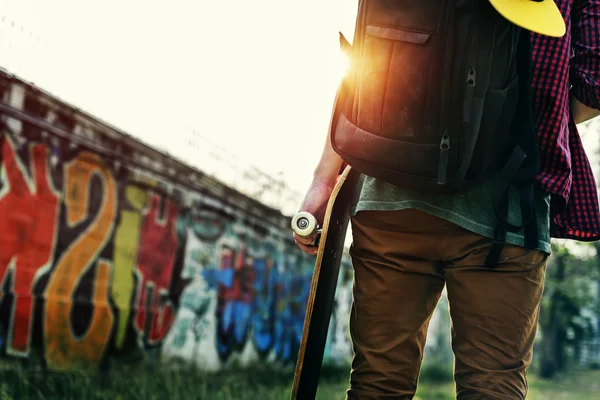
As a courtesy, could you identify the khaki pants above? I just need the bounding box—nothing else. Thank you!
[346,209,548,400]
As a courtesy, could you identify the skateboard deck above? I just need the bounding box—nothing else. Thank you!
[290,164,359,399]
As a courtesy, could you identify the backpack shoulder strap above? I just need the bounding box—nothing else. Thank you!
[485,28,541,267]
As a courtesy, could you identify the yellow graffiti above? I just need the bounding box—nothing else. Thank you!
[44,153,116,370]
[112,184,147,349]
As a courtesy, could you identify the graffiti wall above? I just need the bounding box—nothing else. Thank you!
[0,71,355,372]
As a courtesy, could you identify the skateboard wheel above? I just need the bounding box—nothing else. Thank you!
[291,211,318,238]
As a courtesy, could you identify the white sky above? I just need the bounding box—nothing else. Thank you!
[0,0,359,203]
[0,0,598,215]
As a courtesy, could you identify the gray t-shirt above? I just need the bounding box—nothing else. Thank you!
[350,173,552,254]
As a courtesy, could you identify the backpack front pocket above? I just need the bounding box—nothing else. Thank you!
[352,1,451,145]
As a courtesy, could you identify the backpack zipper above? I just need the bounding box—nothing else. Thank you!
[463,67,477,122]
[437,132,451,185]
[437,0,478,185]
[461,0,478,122]
[437,3,455,185]
[439,4,454,140]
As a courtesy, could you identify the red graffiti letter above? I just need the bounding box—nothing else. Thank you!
[0,136,59,356]
[134,193,179,344]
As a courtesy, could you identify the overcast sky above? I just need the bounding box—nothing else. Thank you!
[0,0,359,202]
[1,0,598,214]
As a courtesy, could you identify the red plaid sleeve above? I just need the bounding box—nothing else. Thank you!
[570,0,600,109]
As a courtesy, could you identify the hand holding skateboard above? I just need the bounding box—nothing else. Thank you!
[292,180,334,255]
[292,169,347,247]
[291,211,322,247]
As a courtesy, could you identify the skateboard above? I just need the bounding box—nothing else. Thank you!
[289,164,359,400]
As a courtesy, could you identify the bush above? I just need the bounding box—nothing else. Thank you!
[588,361,600,370]
[418,358,454,383]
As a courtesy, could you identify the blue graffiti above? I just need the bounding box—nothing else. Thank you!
[181,235,316,364]
[271,266,312,364]
[251,257,277,355]
[215,247,253,358]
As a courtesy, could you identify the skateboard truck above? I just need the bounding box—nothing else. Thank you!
[291,211,322,247]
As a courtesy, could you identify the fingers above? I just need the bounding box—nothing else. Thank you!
[293,233,314,245]
[293,233,319,255]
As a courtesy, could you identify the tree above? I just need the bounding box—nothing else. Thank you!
[538,241,599,379]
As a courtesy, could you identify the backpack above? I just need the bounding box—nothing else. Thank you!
[330,0,541,266]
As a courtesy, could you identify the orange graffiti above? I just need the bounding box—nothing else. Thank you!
[43,152,116,370]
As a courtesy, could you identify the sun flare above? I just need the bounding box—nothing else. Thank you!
[330,44,351,86]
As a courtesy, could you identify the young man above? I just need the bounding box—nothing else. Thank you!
[294,0,600,398]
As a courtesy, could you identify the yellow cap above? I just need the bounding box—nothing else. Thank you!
[488,0,566,37]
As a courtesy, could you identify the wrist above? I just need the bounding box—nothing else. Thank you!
[310,176,335,193]
[312,158,344,185]
[571,95,600,124]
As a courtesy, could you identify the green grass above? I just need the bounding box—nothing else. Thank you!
[0,363,599,399]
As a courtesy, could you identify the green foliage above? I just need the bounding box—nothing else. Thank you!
[537,241,600,379]
[552,243,597,322]
[543,243,598,324]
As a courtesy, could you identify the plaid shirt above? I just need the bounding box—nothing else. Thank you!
[532,0,600,241]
